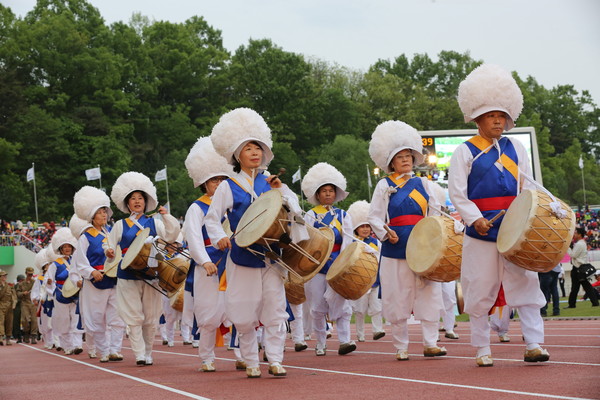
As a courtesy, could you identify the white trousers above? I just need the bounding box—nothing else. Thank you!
[224,259,288,368]
[440,281,457,332]
[193,265,229,363]
[380,257,443,349]
[461,236,546,348]
[162,296,182,343]
[116,278,162,360]
[490,306,511,336]
[305,273,352,348]
[80,280,125,357]
[52,299,83,351]
[181,290,194,342]
[39,309,54,347]
[353,287,383,339]
[289,303,305,343]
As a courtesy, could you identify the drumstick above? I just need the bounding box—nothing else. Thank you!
[487,210,506,225]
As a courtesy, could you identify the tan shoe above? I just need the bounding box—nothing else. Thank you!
[396,350,409,361]
[268,364,287,377]
[246,366,261,378]
[338,342,357,355]
[444,332,460,340]
[423,346,447,357]
[476,355,494,367]
[235,360,247,370]
[499,334,510,343]
[524,347,550,362]
[199,362,216,372]
[109,353,124,361]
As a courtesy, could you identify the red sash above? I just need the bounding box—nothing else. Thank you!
[332,244,341,253]
[389,215,424,226]
[472,196,515,212]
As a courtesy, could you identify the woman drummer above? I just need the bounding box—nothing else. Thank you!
[71,186,126,363]
[347,200,385,342]
[301,162,356,356]
[368,120,447,361]
[46,228,84,355]
[204,108,304,378]
[184,136,249,372]
[106,172,180,366]
[31,247,57,349]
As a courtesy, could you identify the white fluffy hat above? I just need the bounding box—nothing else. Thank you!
[369,120,424,174]
[69,214,92,239]
[34,248,52,272]
[458,64,523,131]
[347,200,371,231]
[210,108,274,167]
[301,162,349,206]
[110,172,158,214]
[185,137,233,188]
[51,227,78,254]
[74,186,112,222]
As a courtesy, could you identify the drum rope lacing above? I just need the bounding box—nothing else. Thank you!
[518,169,568,219]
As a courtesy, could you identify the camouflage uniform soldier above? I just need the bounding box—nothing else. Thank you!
[16,267,39,344]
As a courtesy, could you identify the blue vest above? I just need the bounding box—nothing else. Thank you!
[117,216,157,280]
[227,175,276,269]
[311,206,346,275]
[465,137,519,242]
[381,177,429,259]
[53,258,76,304]
[193,199,226,265]
[84,227,116,290]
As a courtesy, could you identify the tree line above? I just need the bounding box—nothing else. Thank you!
[1,0,598,222]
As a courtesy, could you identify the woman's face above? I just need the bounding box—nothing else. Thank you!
[205,176,227,197]
[390,149,414,175]
[316,184,336,206]
[60,244,74,257]
[127,192,146,214]
[92,207,108,227]
[356,224,372,239]
[238,142,263,170]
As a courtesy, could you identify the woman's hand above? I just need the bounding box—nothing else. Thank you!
[91,270,103,282]
[158,206,168,215]
[217,237,231,251]
[473,217,491,236]
[106,248,115,259]
[203,262,218,276]
[267,175,282,189]
[387,230,399,244]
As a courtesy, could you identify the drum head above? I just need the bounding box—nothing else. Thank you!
[406,216,445,274]
[121,228,151,269]
[326,241,362,281]
[235,190,283,248]
[497,189,534,254]
[61,275,80,298]
[104,245,121,278]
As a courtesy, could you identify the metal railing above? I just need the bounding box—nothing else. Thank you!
[0,234,44,252]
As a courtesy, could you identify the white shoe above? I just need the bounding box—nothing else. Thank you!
[88,351,97,359]
[64,349,74,355]
[315,347,327,356]
[99,355,110,363]
[192,341,199,348]
[396,350,409,361]
[145,357,153,365]
[167,341,174,347]
[499,334,511,342]
[304,334,312,341]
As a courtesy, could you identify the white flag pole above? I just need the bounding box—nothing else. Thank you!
[366,164,372,200]
[297,166,304,211]
[580,157,587,207]
[97,164,102,189]
[32,163,39,223]
[164,165,170,213]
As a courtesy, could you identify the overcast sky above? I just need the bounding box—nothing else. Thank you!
[5,0,600,104]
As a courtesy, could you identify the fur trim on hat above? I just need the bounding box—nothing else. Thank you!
[69,214,92,239]
[74,186,112,222]
[34,248,48,272]
[210,108,274,167]
[185,137,233,188]
[51,227,78,254]
[369,121,424,174]
[110,172,158,214]
[458,64,523,130]
[347,200,371,231]
[301,162,349,205]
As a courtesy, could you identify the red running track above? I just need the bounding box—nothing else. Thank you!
[1,320,599,400]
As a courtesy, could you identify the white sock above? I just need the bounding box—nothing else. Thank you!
[526,343,540,351]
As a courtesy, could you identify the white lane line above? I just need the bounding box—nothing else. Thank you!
[22,344,211,400]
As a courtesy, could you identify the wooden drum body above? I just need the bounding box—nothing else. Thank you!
[169,287,184,312]
[326,242,378,300]
[282,226,334,282]
[284,274,306,305]
[497,189,575,273]
[157,256,190,293]
[235,190,290,248]
[407,216,462,282]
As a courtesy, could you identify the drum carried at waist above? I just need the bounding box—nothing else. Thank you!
[60,275,80,298]
[326,241,379,300]
[284,273,306,305]
[169,286,184,312]
[156,254,190,293]
[235,190,290,249]
[406,215,463,282]
[121,228,152,271]
[281,226,334,282]
[497,189,575,272]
